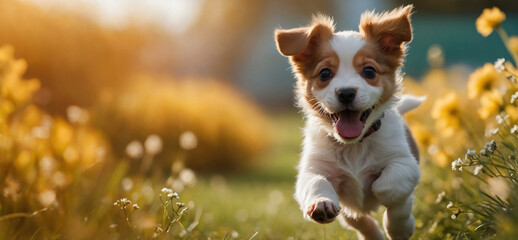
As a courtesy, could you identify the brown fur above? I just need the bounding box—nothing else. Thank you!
[355,5,413,106]
[275,15,338,118]
[359,5,413,68]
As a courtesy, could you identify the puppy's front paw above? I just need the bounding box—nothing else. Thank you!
[306,199,341,224]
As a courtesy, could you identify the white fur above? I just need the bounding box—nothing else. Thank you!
[397,95,426,114]
[295,33,421,240]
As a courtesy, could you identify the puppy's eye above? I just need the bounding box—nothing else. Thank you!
[319,68,333,81]
[362,66,376,79]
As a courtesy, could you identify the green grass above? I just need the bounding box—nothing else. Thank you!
[180,113,379,239]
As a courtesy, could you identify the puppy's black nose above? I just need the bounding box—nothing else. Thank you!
[336,88,356,104]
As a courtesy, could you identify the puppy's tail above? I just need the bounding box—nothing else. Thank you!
[397,95,426,115]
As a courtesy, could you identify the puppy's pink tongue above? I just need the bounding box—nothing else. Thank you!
[335,111,364,139]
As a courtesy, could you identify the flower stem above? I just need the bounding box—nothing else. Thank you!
[496,26,518,66]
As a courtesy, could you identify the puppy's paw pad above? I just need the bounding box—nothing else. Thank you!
[306,199,340,223]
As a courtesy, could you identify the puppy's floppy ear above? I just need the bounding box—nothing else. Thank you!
[359,5,413,54]
[275,15,334,61]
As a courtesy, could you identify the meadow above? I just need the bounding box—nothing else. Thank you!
[1,2,518,239]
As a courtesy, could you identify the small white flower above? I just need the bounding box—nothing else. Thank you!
[485,140,497,153]
[511,125,518,134]
[474,165,483,175]
[66,105,89,124]
[435,191,446,204]
[511,91,518,104]
[231,231,239,239]
[179,168,197,187]
[114,198,132,208]
[133,203,140,209]
[494,58,505,73]
[452,158,463,171]
[446,202,454,208]
[490,128,499,135]
[144,134,163,155]
[168,192,179,199]
[451,214,457,220]
[179,131,198,150]
[126,140,143,159]
[161,187,173,194]
[480,148,487,156]
[496,113,509,124]
[161,187,179,199]
[466,149,476,157]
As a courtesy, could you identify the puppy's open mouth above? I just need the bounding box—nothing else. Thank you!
[330,107,373,139]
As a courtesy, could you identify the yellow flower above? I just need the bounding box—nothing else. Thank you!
[468,63,500,99]
[408,122,435,149]
[506,105,518,121]
[478,90,503,119]
[433,149,450,168]
[476,7,506,37]
[51,118,74,154]
[510,36,518,56]
[432,92,461,137]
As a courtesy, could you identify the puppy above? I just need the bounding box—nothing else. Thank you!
[275,5,422,240]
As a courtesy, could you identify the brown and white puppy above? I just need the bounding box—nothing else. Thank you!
[275,5,423,240]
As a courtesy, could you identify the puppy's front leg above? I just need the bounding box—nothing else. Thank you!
[295,172,341,224]
[372,161,419,240]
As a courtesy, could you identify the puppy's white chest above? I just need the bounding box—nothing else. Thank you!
[325,143,384,214]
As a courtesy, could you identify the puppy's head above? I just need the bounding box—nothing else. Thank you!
[275,5,413,143]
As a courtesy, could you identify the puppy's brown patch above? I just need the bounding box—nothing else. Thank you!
[275,15,338,117]
[356,5,414,105]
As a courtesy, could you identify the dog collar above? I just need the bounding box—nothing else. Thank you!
[360,112,384,141]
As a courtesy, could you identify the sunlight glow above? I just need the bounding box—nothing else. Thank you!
[21,0,204,34]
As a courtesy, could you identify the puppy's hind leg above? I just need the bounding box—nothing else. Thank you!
[338,213,384,240]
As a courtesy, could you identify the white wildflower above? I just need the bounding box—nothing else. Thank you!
[38,190,56,207]
[511,91,518,104]
[474,165,483,175]
[480,148,487,156]
[121,177,134,192]
[485,140,497,153]
[144,134,163,155]
[179,168,197,187]
[161,187,179,199]
[465,149,476,159]
[435,191,446,204]
[231,231,239,239]
[452,158,463,171]
[494,58,505,73]
[114,198,132,208]
[496,113,509,124]
[446,202,454,208]
[179,131,198,150]
[66,105,89,124]
[451,214,457,220]
[511,125,518,134]
[161,187,173,194]
[126,140,143,159]
[490,128,499,135]
[132,203,140,209]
